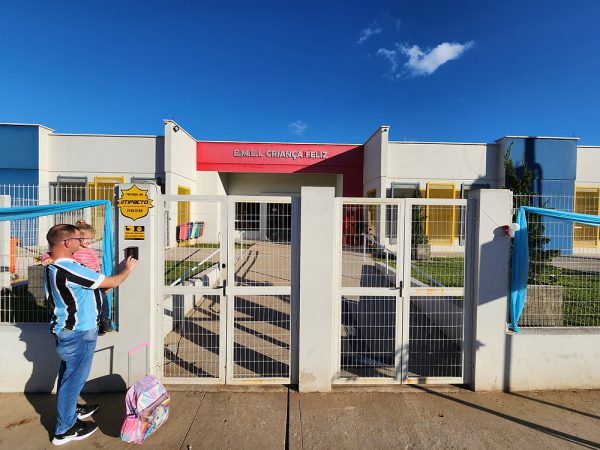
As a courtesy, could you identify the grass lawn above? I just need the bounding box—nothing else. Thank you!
[373,256,465,288]
[412,257,464,287]
[373,254,600,325]
[530,263,600,326]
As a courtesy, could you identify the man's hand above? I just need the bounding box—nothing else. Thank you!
[99,256,138,289]
[124,256,138,273]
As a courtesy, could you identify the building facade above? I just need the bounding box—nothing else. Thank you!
[1,120,599,253]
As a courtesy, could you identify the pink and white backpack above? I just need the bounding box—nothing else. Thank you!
[121,344,171,443]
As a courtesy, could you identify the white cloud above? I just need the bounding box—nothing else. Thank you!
[376,48,399,74]
[357,23,382,44]
[402,41,474,75]
[377,41,474,77]
[288,120,307,135]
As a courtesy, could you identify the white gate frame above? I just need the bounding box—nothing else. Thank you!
[157,194,297,385]
[333,197,472,385]
[225,195,295,385]
[157,195,228,384]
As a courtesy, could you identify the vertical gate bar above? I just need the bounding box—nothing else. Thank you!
[225,197,234,384]
[400,199,413,383]
[333,198,343,379]
[463,200,475,385]
[156,198,166,381]
[290,196,301,385]
[394,199,405,382]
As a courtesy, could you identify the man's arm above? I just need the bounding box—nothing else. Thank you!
[99,256,138,289]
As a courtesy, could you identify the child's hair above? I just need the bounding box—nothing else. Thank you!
[75,220,96,234]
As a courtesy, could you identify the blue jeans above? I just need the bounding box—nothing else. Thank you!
[54,328,98,435]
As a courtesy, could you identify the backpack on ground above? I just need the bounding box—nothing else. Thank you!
[121,342,171,444]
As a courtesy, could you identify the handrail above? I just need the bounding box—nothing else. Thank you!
[361,232,446,288]
[171,230,248,287]
[362,232,394,273]
[235,230,247,264]
[171,248,220,286]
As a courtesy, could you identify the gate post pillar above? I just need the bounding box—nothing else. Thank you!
[299,187,336,392]
[469,189,513,391]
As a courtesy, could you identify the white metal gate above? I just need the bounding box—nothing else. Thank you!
[159,195,296,384]
[334,197,470,384]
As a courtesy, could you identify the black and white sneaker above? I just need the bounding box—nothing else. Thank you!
[76,403,99,420]
[52,420,98,446]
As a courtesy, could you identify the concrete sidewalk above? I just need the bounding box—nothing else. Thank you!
[0,387,598,449]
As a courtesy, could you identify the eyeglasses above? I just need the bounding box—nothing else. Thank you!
[63,237,86,244]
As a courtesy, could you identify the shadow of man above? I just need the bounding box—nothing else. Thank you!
[80,345,127,439]
[19,325,128,440]
[18,323,60,441]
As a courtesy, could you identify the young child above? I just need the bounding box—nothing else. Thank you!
[42,220,113,335]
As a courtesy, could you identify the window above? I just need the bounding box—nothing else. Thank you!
[88,176,124,202]
[177,186,191,226]
[366,189,377,238]
[87,176,124,234]
[426,183,456,244]
[386,183,419,238]
[574,187,600,247]
[50,176,88,225]
[235,202,260,231]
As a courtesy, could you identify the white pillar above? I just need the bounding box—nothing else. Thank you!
[84,183,161,391]
[0,195,10,288]
[469,189,513,391]
[298,187,336,392]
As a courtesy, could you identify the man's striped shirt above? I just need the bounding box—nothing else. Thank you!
[44,258,105,333]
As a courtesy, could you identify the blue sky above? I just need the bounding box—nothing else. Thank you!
[1,1,600,144]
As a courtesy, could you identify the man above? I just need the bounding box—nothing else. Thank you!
[44,224,137,445]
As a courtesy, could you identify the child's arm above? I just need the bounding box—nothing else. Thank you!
[40,252,54,266]
[73,248,101,272]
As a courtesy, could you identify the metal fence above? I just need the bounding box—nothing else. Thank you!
[0,184,115,324]
[513,194,600,327]
[161,197,294,383]
[338,199,467,383]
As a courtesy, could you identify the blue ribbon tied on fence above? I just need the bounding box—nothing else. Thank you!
[0,201,114,316]
[509,206,600,333]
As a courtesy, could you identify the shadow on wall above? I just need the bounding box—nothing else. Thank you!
[475,223,513,391]
[17,324,126,440]
[18,324,60,439]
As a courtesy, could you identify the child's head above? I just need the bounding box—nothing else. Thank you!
[75,220,96,247]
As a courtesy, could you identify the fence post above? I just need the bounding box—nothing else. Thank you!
[469,189,513,391]
[299,187,336,392]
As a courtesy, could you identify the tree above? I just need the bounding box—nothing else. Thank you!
[503,141,553,283]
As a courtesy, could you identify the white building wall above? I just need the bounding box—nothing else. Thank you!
[362,126,388,196]
[226,172,340,196]
[47,134,160,179]
[576,146,600,185]
[164,120,197,196]
[386,141,498,186]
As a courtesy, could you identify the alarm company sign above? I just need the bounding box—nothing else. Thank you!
[117,185,154,221]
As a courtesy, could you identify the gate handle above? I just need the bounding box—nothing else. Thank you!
[222,279,227,296]
[395,280,403,296]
